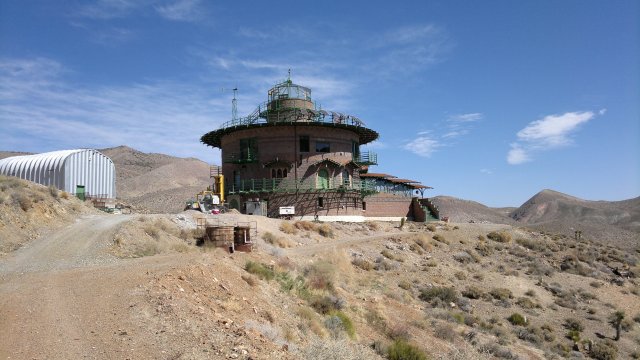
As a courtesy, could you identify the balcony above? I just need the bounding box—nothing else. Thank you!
[353,151,377,166]
[223,151,259,164]
[226,178,377,195]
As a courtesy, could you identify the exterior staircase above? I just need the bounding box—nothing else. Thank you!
[412,197,440,222]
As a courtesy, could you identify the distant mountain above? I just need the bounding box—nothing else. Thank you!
[510,189,640,249]
[99,146,212,213]
[0,151,32,160]
[429,196,516,225]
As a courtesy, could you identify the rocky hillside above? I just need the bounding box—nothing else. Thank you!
[510,189,640,249]
[0,176,98,256]
[100,146,213,213]
[430,196,516,225]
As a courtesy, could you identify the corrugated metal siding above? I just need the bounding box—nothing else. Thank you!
[0,149,116,198]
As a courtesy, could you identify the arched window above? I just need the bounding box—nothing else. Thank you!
[283,168,287,177]
[317,169,329,189]
[271,169,276,178]
[277,169,283,178]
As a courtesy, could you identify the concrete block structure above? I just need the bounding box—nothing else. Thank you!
[201,77,438,221]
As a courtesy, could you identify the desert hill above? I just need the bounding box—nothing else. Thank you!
[430,196,516,224]
[99,146,212,213]
[510,189,640,249]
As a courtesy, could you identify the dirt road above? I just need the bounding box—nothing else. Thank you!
[0,214,167,360]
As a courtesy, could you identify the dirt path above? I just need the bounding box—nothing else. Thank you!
[0,214,134,275]
[0,213,170,360]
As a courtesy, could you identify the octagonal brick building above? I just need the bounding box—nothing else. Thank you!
[201,77,438,221]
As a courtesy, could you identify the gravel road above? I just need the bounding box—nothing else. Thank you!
[0,213,166,359]
[0,214,133,275]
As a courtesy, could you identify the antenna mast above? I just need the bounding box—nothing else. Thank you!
[222,86,238,121]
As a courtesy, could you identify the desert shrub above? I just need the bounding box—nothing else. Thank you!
[310,295,344,314]
[563,318,584,332]
[524,289,536,297]
[374,257,397,271]
[453,251,478,264]
[414,235,432,251]
[507,313,527,326]
[434,323,456,341]
[490,288,513,300]
[262,231,293,248]
[381,249,395,260]
[475,242,493,256]
[398,280,412,290]
[477,343,517,359]
[298,337,380,360]
[432,234,449,244]
[487,231,511,243]
[462,286,486,300]
[279,221,298,234]
[516,297,538,309]
[245,261,275,280]
[387,323,411,341]
[527,261,555,276]
[387,340,428,360]
[566,329,581,342]
[351,257,373,271]
[318,224,334,238]
[515,327,543,344]
[365,221,380,231]
[60,191,69,199]
[365,308,388,334]
[12,193,32,211]
[325,311,355,339]
[48,185,59,199]
[590,340,618,360]
[454,271,467,280]
[419,286,458,306]
[409,243,424,254]
[426,224,437,232]
[516,237,546,251]
[295,220,317,231]
[276,272,309,297]
[305,261,335,291]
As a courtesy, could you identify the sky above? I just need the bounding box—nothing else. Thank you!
[0,0,638,207]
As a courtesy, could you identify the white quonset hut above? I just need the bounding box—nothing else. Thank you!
[0,149,116,199]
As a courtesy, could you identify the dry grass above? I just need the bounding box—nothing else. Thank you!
[262,231,294,248]
[487,230,512,243]
[279,221,298,234]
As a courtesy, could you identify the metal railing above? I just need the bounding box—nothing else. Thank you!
[222,151,259,164]
[226,178,377,194]
[353,151,377,166]
[217,101,367,131]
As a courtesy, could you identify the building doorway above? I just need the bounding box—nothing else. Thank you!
[317,169,329,189]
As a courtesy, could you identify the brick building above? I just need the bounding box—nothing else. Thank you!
[201,77,438,222]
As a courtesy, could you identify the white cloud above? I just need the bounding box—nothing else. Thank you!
[155,0,204,22]
[507,144,530,165]
[0,57,224,160]
[403,135,441,158]
[448,113,482,122]
[480,168,493,175]
[508,110,601,165]
[516,111,595,147]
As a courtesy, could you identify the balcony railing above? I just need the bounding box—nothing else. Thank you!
[226,178,377,195]
[223,152,259,164]
[353,151,377,166]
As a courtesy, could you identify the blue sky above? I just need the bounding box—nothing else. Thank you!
[0,0,638,207]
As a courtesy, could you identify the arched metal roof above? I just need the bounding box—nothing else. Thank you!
[0,149,116,198]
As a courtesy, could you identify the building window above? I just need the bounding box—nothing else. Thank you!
[300,136,309,152]
[239,138,257,161]
[315,141,330,153]
[318,197,324,208]
[271,168,288,179]
[362,202,366,210]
